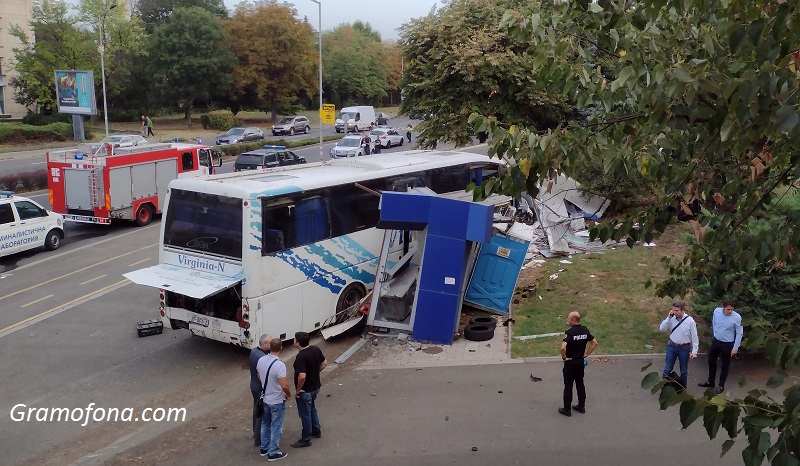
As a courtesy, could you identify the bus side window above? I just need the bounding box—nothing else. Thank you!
[430,164,470,193]
[330,183,380,236]
[182,152,194,171]
[388,175,426,192]
[294,197,330,246]
[262,204,294,255]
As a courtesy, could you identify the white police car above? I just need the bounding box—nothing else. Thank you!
[0,191,65,257]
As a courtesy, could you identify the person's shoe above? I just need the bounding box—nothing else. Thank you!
[291,439,312,448]
[558,407,571,417]
[267,451,287,461]
[312,430,322,439]
[698,381,714,388]
[572,405,585,414]
[715,386,724,394]
[259,449,269,457]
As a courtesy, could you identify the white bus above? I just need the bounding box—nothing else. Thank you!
[125,150,501,348]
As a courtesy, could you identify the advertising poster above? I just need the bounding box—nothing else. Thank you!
[54,70,97,115]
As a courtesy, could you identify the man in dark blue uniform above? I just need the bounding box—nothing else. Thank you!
[559,312,598,417]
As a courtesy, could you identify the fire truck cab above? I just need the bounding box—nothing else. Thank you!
[47,143,222,226]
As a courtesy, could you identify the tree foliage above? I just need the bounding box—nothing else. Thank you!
[224,0,317,120]
[147,7,236,122]
[136,0,227,32]
[8,2,96,114]
[398,0,575,148]
[321,22,390,107]
[464,0,800,464]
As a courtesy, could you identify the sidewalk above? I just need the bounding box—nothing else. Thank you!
[94,329,765,466]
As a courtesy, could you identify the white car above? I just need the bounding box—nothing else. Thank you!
[0,191,64,257]
[330,135,366,158]
[370,128,404,148]
[100,134,149,148]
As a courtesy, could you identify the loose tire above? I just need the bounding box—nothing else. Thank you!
[135,204,154,227]
[304,125,311,134]
[44,229,61,251]
[469,316,497,328]
[464,324,494,342]
[289,127,295,136]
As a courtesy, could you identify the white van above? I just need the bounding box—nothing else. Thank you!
[0,191,65,257]
[335,106,376,133]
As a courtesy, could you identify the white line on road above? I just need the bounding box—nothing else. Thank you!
[80,274,107,285]
[128,258,150,267]
[31,161,47,165]
[21,294,54,308]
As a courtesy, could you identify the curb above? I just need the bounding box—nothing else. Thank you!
[523,352,707,363]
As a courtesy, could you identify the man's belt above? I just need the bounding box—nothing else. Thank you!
[669,340,691,348]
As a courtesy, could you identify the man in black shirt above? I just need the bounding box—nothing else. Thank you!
[559,312,598,417]
[249,334,272,446]
[291,332,328,448]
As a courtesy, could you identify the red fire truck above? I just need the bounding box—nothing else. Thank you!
[46,143,221,226]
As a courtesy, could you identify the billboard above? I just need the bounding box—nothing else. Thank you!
[54,70,97,115]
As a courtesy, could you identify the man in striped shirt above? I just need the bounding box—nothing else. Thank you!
[659,301,699,391]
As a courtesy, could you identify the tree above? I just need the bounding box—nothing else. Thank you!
[398,0,575,149]
[223,0,317,121]
[8,2,96,114]
[147,7,236,123]
[321,22,390,107]
[136,0,227,33]
[465,1,799,464]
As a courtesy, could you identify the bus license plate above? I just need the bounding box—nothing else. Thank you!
[189,315,210,327]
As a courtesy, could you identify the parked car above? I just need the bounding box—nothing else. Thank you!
[272,116,311,136]
[370,128,404,148]
[99,134,149,148]
[376,112,389,126]
[216,127,264,145]
[233,145,306,171]
[330,135,367,158]
[0,191,64,257]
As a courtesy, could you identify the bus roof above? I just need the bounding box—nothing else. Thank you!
[168,150,499,198]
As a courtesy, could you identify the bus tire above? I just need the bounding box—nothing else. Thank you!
[336,283,365,316]
[135,204,154,227]
[464,324,494,342]
[44,229,62,251]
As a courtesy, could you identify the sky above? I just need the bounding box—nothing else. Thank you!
[223,0,440,41]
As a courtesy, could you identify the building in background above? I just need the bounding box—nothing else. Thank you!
[0,0,39,118]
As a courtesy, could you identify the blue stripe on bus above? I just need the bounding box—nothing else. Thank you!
[305,242,375,284]
[272,250,346,293]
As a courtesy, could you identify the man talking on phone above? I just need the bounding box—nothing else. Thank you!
[659,301,699,391]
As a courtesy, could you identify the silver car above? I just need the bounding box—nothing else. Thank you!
[216,127,264,145]
[329,135,366,158]
[272,116,311,136]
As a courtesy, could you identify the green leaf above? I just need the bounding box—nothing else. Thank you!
[680,399,703,429]
[641,371,661,388]
[641,362,652,372]
[784,386,800,413]
[704,405,723,439]
[775,106,799,133]
[766,370,787,389]
[721,439,736,457]
[671,66,692,83]
[722,405,739,437]
[747,415,775,428]
[588,3,603,13]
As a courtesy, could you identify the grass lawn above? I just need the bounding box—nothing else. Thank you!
[510,224,704,358]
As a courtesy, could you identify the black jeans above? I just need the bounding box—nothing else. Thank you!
[563,360,586,409]
[707,338,734,387]
[251,389,262,445]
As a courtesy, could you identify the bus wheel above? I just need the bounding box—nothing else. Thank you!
[336,284,365,317]
[44,229,62,251]
[135,204,154,226]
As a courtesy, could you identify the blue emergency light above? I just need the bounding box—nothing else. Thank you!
[262,145,286,150]
[75,153,85,160]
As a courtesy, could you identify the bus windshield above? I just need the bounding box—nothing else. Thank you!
[163,189,244,259]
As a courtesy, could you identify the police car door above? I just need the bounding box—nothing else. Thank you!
[13,200,50,250]
[0,202,21,255]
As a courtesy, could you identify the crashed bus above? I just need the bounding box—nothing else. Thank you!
[125,151,502,348]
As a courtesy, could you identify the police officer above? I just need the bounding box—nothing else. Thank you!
[559,311,598,417]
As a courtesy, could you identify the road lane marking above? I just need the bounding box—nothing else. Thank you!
[0,279,129,336]
[128,259,150,267]
[0,244,154,303]
[80,274,107,285]
[31,161,47,165]
[21,294,54,308]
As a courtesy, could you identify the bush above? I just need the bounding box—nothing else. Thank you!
[0,171,48,193]
[233,117,244,127]
[206,110,235,131]
[0,122,73,144]
[21,112,71,126]
[200,114,211,130]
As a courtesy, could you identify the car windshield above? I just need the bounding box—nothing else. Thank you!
[277,118,293,124]
[101,136,125,143]
[370,130,384,136]
[225,128,245,136]
[340,112,355,120]
[339,138,361,147]
[237,154,264,164]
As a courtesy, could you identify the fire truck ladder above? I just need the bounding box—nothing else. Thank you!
[89,165,104,209]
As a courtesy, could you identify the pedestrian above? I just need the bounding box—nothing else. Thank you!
[249,334,272,447]
[140,115,147,137]
[257,338,291,461]
[291,331,327,448]
[559,311,598,417]
[659,300,699,391]
[698,299,743,394]
[145,115,155,138]
[373,138,381,154]
[405,124,412,142]
[361,133,371,156]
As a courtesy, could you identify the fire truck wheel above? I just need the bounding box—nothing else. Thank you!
[135,204,154,226]
[44,229,62,251]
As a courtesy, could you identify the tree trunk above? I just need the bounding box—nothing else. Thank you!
[184,103,192,129]
[270,107,277,122]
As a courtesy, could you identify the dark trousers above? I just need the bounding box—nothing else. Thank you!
[406,131,411,142]
[563,360,586,409]
[251,389,262,445]
[146,127,155,137]
[707,338,734,387]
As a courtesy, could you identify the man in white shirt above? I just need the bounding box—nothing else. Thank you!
[257,338,291,461]
[659,301,699,391]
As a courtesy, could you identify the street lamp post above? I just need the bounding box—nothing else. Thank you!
[310,0,322,162]
[99,2,117,137]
